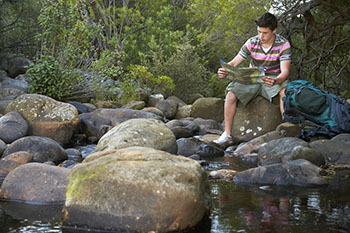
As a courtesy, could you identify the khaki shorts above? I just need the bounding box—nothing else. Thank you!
[226,79,289,106]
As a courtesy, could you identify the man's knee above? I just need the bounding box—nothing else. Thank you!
[279,87,286,97]
[226,91,238,104]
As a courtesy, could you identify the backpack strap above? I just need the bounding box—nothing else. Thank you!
[283,95,306,124]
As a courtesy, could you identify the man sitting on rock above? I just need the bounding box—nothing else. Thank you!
[214,12,291,145]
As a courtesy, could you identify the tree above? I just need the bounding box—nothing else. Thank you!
[0,0,42,57]
[275,0,350,96]
[188,0,269,69]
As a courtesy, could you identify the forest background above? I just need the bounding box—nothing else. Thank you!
[0,0,349,104]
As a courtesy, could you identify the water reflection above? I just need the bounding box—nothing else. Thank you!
[210,180,350,233]
[0,202,62,233]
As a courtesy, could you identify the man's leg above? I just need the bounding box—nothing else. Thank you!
[224,91,238,135]
[278,87,286,117]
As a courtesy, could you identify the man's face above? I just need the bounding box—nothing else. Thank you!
[257,26,276,45]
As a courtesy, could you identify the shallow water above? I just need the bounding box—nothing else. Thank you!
[1,147,350,233]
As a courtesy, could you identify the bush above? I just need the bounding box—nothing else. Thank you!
[26,56,82,100]
[119,64,174,104]
[147,39,211,102]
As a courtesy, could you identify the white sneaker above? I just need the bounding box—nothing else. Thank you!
[214,131,232,144]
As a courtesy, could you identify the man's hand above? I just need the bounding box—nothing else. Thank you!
[218,68,228,79]
[262,76,276,87]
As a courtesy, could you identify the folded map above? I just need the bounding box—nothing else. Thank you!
[220,59,266,85]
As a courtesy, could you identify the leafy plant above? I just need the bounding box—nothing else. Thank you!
[147,37,211,102]
[26,56,82,100]
[119,64,174,104]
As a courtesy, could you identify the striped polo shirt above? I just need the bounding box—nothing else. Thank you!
[238,34,291,77]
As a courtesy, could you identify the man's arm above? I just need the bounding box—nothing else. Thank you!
[262,60,291,87]
[218,55,245,79]
[275,60,291,84]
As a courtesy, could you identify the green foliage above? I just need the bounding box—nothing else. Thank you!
[119,64,175,104]
[208,73,231,99]
[147,37,211,102]
[90,49,124,80]
[38,0,99,68]
[0,0,42,57]
[26,56,82,100]
[188,0,269,69]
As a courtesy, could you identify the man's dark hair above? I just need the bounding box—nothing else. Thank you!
[255,13,278,31]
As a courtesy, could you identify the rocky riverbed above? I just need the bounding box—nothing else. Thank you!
[1,59,350,232]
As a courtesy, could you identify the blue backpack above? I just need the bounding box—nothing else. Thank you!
[282,80,350,140]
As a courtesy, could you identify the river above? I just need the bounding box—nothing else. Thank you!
[1,146,350,233]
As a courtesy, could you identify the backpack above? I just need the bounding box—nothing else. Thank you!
[282,80,350,140]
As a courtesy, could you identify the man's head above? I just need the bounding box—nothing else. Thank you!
[255,13,277,45]
[255,13,278,31]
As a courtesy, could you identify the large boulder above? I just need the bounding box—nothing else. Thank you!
[191,97,224,122]
[0,111,28,144]
[79,112,112,138]
[233,130,286,157]
[95,118,177,154]
[0,151,32,186]
[2,136,68,164]
[232,96,282,142]
[7,57,30,78]
[63,146,210,232]
[0,163,70,203]
[5,94,80,145]
[258,137,310,165]
[155,99,178,119]
[234,159,328,186]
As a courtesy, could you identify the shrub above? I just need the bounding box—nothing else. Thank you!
[119,64,174,104]
[147,38,211,102]
[26,56,82,100]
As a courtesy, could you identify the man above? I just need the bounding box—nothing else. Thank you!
[214,12,291,145]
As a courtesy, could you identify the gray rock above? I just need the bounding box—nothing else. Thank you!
[191,97,224,122]
[95,118,177,154]
[1,76,29,92]
[175,105,192,119]
[141,107,164,117]
[234,159,327,186]
[64,147,210,233]
[147,93,164,107]
[166,95,187,107]
[0,139,6,157]
[197,142,224,158]
[122,100,146,110]
[0,111,28,144]
[155,99,178,119]
[0,87,26,100]
[65,148,83,162]
[232,96,282,142]
[186,93,204,104]
[68,101,90,114]
[8,57,30,78]
[0,163,70,203]
[93,108,162,126]
[310,139,350,165]
[290,145,325,167]
[258,137,309,166]
[0,151,32,178]
[192,118,221,135]
[79,112,112,138]
[176,137,202,157]
[2,136,68,164]
[170,126,194,139]
[5,94,80,145]
[234,130,286,157]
